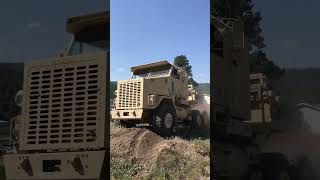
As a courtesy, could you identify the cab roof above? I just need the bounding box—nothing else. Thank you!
[66,11,109,47]
[131,60,173,74]
[66,11,109,35]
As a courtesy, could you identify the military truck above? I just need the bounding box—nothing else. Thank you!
[111,61,209,136]
[3,11,109,180]
[211,16,308,180]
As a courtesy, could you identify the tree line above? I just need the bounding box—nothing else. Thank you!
[212,0,285,82]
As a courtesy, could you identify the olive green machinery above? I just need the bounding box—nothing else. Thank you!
[111,61,209,136]
[3,11,109,180]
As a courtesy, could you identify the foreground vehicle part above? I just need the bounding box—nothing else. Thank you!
[4,11,109,180]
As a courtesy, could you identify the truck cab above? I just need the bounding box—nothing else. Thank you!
[112,60,188,120]
[111,60,208,136]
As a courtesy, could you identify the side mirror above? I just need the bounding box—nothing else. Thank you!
[57,50,66,57]
[57,47,69,57]
[181,71,188,82]
[15,90,23,107]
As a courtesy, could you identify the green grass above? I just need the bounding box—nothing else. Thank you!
[111,160,142,180]
[147,138,210,179]
[110,138,210,180]
[146,156,210,180]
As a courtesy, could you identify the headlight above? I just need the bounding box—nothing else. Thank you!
[15,90,23,107]
[148,95,157,105]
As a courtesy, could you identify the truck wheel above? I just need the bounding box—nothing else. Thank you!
[276,170,291,180]
[257,153,291,180]
[192,110,202,128]
[248,168,264,180]
[201,111,209,130]
[295,156,316,180]
[152,105,176,137]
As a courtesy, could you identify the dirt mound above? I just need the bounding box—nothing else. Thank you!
[111,124,210,179]
[111,126,163,161]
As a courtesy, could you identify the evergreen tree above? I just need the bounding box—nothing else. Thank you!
[174,55,199,87]
[212,0,285,80]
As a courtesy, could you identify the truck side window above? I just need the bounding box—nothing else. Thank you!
[172,69,180,79]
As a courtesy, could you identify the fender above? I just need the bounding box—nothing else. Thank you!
[146,95,176,111]
[156,96,177,112]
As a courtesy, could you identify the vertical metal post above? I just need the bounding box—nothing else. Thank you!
[260,86,265,124]
[9,117,13,145]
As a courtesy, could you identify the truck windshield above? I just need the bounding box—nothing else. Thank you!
[68,39,107,55]
[132,69,171,79]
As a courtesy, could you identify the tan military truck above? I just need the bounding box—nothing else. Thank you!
[211,16,310,180]
[111,61,209,136]
[3,11,109,180]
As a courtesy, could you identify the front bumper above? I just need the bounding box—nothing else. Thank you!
[3,150,106,180]
[111,109,144,120]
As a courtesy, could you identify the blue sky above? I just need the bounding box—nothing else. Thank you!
[254,0,320,68]
[0,0,107,62]
[110,0,210,83]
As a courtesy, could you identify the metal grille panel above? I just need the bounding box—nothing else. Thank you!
[117,79,143,109]
[20,53,107,150]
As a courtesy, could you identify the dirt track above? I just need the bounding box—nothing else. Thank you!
[110,124,210,179]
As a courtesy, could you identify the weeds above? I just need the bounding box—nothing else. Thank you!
[111,160,142,180]
[111,124,210,179]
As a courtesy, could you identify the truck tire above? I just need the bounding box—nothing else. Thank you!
[257,153,291,180]
[275,170,291,180]
[192,110,202,128]
[152,104,176,137]
[295,156,316,180]
[201,111,210,130]
[248,167,264,180]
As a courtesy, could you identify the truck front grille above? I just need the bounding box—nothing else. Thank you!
[20,53,107,151]
[117,79,143,109]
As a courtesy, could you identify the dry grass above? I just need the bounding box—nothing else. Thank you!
[143,137,210,179]
[110,123,210,180]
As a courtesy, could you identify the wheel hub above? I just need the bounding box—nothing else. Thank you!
[249,170,263,180]
[164,113,173,128]
[196,115,201,126]
[279,171,290,180]
[155,116,161,127]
